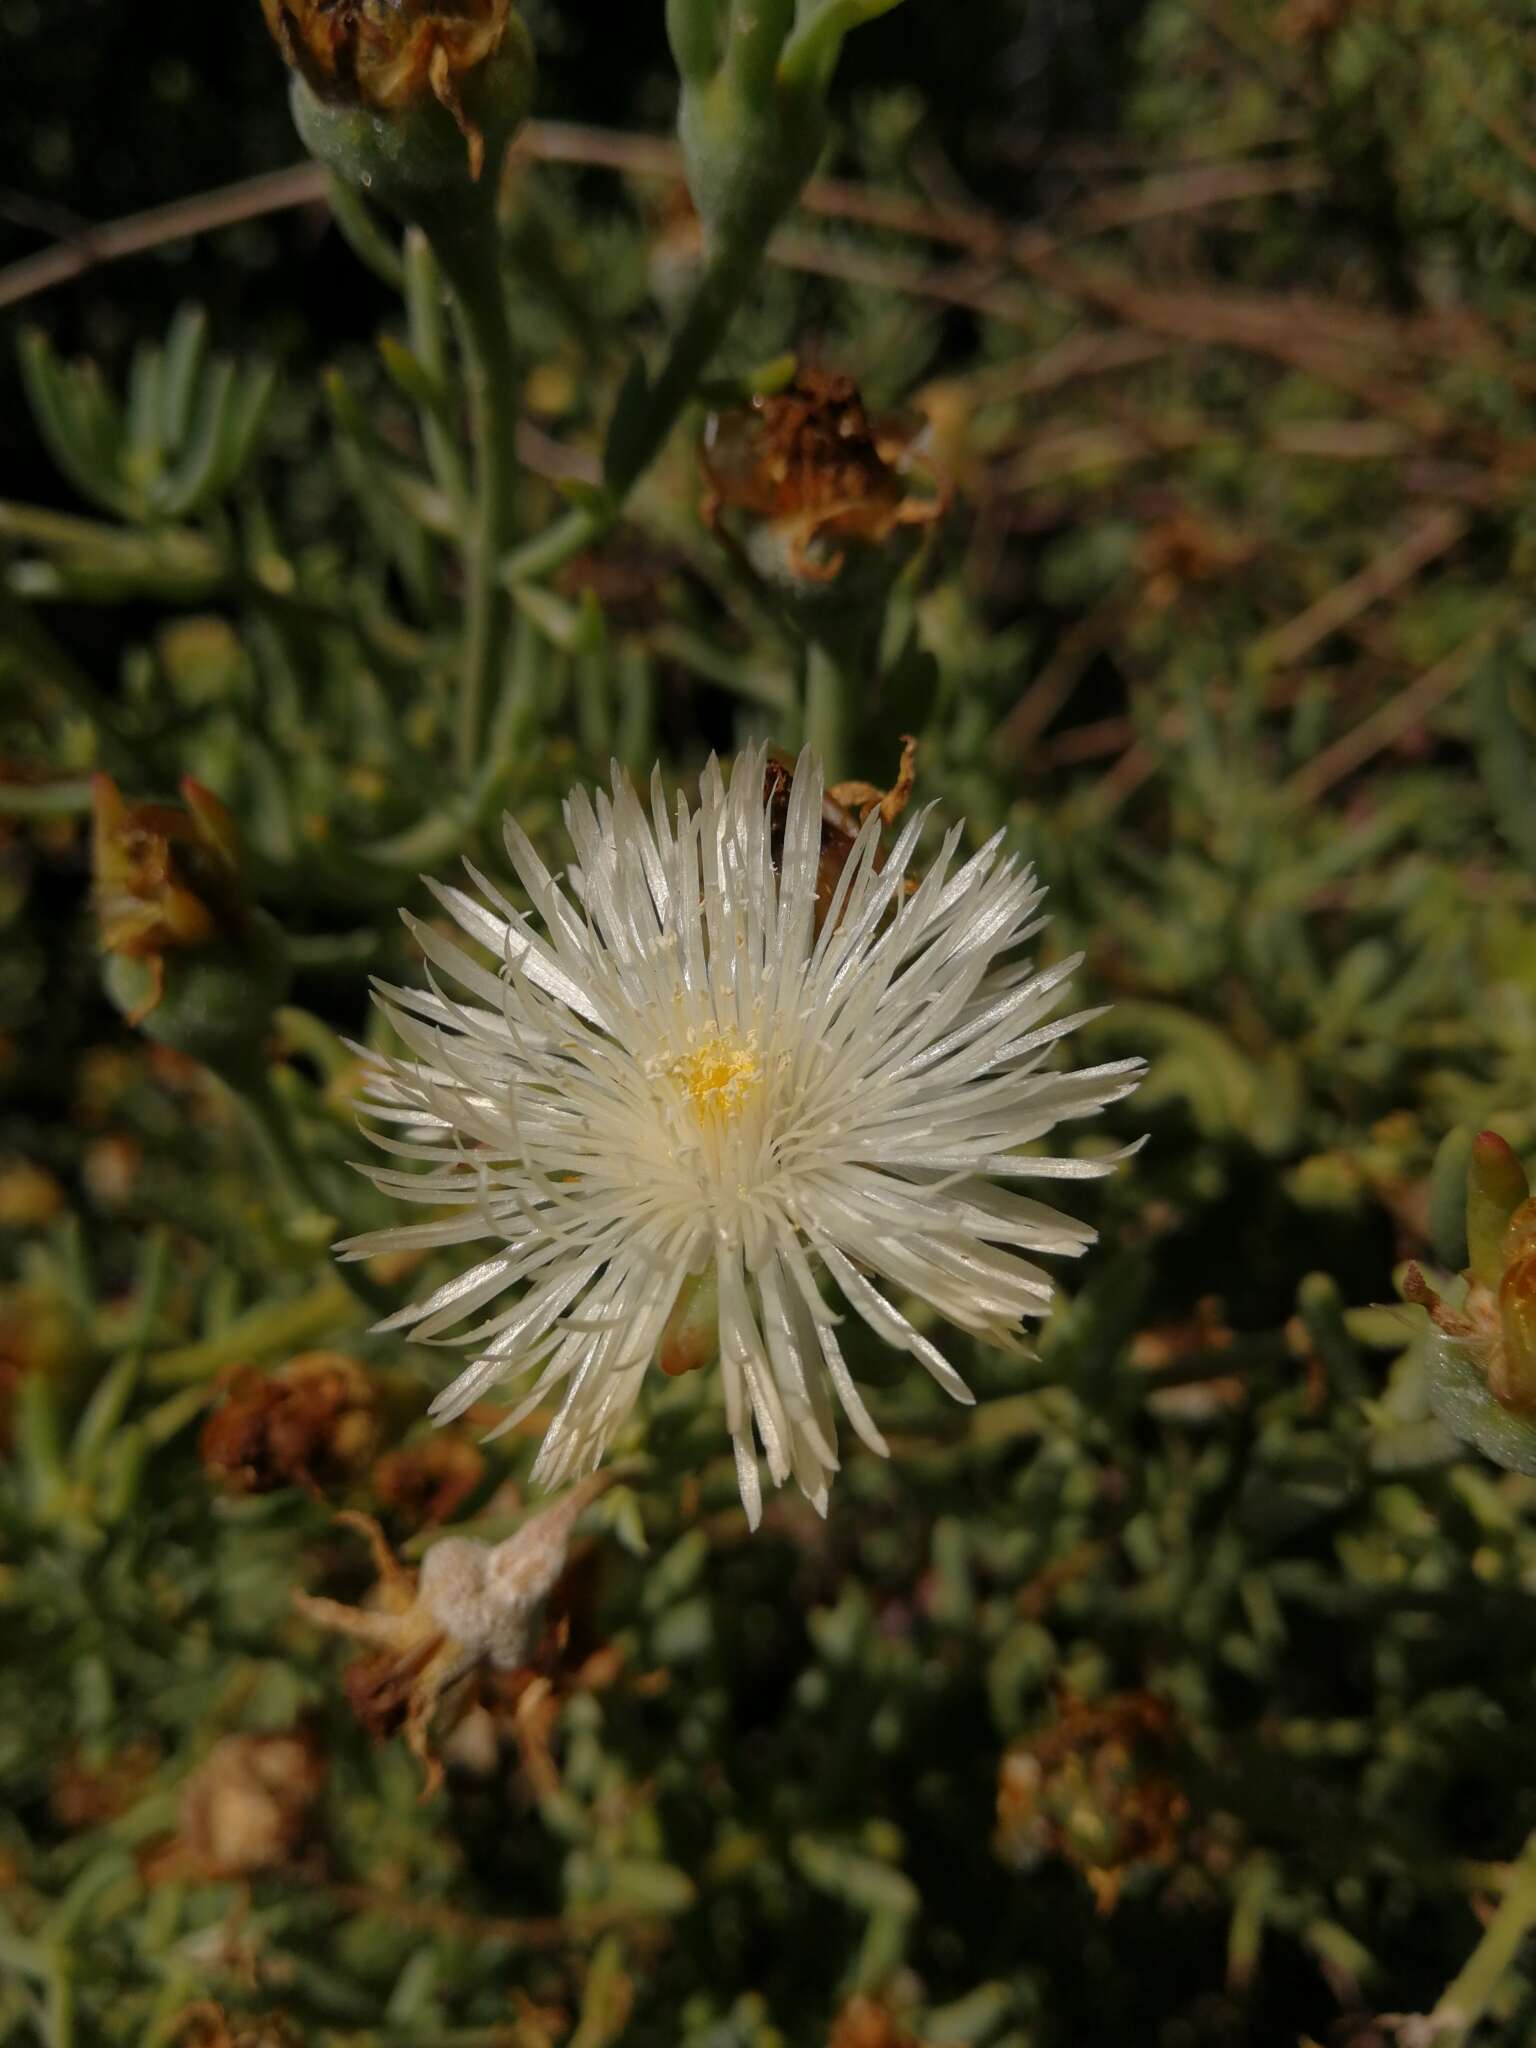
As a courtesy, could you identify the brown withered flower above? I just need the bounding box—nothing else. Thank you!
[93,775,236,1024]
[995,1692,1188,1913]
[173,1730,326,1880]
[175,2003,302,2048]
[262,0,526,180]
[702,368,947,588]
[293,1477,606,1794]
[1136,507,1256,611]
[371,1434,486,1530]
[200,1353,379,1498]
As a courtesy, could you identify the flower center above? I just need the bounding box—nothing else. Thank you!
[665,1029,763,1129]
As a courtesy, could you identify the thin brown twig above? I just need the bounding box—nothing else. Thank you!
[1254,507,1469,671]
[1448,72,1536,182]
[1281,627,1501,806]
[925,330,1173,411]
[1089,737,1161,817]
[0,118,1322,316]
[995,609,1120,761]
[0,162,327,312]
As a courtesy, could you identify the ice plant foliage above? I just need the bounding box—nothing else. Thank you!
[343,749,1143,1524]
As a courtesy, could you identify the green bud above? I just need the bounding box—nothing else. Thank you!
[1496,1246,1536,1410]
[658,1266,720,1379]
[670,0,908,247]
[1467,1129,1529,1289]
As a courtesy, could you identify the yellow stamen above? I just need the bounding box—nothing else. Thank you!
[666,1031,762,1127]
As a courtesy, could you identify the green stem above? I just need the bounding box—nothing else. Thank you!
[0,588,136,775]
[230,1068,328,1224]
[0,777,93,817]
[222,1069,390,1316]
[803,637,865,780]
[431,212,522,785]
[146,1277,361,1386]
[1429,1831,1536,2042]
[504,222,768,588]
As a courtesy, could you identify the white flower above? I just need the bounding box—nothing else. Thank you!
[341,747,1143,1526]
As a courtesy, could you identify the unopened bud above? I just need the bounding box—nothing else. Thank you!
[1467,1131,1530,1289]
[658,1266,720,1378]
[1496,1250,1536,1411]
[670,0,907,249]
[92,776,290,1076]
[262,0,535,207]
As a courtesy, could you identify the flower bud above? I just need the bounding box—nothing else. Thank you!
[1496,1249,1536,1411]
[701,369,946,633]
[92,775,290,1077]
[670,0,907,248]
[262,0,536,207]
[1467,1130,1530,1289]
[658,1266,720,1378]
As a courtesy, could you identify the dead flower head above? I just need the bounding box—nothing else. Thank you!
[702,368,947,591]
[293,1476,606,1794]
[176,1730,326,1880]
[261,0,530,180]
[371,1434,486,1530]
[995,1692,1188,1912]
[200,1353,379,1498]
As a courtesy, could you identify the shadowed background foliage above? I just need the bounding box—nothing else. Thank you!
[5,1,1536,2045]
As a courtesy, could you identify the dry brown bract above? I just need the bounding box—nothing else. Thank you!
[702,369,946,582]
[199,1352,379,1497]
[260,0,513,178]
[764,738,920,940]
